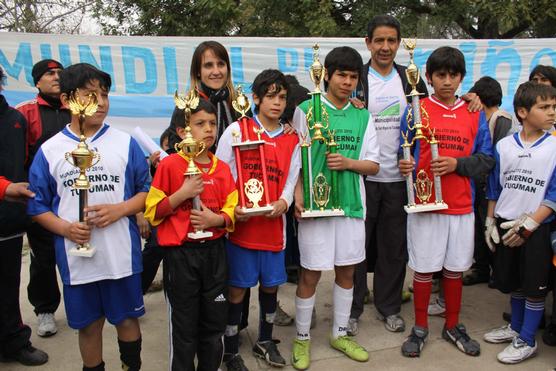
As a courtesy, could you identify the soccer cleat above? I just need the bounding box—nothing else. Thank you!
[428,297,446,317]
[274,302,294,326]
[291,339,311,370]
[252,340,286,367]
[401,326,428,357]
[37,313,57,337]
[497,337,537,364]
[484,324,518,344]
[347,318,359,336]
[442,324,481,356]
[376,312,405,333]
[225,354,249,371]
[329,335,369,362]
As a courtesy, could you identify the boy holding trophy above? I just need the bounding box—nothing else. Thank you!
[27,63,150,371]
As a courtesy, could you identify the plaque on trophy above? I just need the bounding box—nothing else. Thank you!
[174,89,214,239]
[64,90,101,257]
[230,86,274,216]
[401,39,448,213]
[300,44,344,218]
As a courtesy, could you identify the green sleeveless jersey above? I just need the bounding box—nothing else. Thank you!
[297,97,372,218]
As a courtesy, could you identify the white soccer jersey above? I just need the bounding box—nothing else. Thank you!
[27,124,150,285]
[487,132,556,222]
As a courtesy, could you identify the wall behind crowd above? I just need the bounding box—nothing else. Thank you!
[1,33,555,138]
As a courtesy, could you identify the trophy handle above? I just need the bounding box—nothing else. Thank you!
[196,141,206,157]
[64,152,74,166]
[91,152,101,167]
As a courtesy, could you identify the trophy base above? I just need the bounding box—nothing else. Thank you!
[241,205,274,216]
[404,202,449,214]
[188,230,214,240]
[69,246,96,257]
[232,140,266,151]
[301,209,345,218]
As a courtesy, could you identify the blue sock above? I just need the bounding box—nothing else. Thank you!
[510,292,525,333]
[519,299,544,347]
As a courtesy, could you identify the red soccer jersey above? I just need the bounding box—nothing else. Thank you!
[144,152,237,246]
[0,176,10,200]
[227,118,299,252]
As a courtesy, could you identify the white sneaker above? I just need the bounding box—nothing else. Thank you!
[37,313,57,337]
[347,318,359,336]
[497,337,537,364]
[484,323,518,344]
[428,297,445,316]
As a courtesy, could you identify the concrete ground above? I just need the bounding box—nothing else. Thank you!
[5,247,556,371]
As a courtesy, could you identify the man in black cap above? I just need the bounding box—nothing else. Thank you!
[16,59,70,338]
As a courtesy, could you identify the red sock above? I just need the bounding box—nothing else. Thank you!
[413,272,433,328]
[443,269,463,329]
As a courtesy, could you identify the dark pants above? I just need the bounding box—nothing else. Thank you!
[141,228,164,294]
[284,207,300,270]
[352,181,408,319]
[26,221,60,315]
[471,183,492,277]
[163,238,228,371]
[0,236,32,357]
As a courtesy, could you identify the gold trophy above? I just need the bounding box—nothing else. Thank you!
[300,44,344,218]
[230,85,274,215]
[64,90,100,257]
[401,39,448,213]
[174,90,213,239]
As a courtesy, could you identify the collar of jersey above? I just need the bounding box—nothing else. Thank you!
[254,114,283,138]
[322,95,351,111]
[368,65,397,82]
[63,123,109,142]
[429,95,465,111]
[513,131,551,149]
[178,150,218,175]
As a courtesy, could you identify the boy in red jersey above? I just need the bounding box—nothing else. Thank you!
[216,69,300,370]
[399,46,494,357]
[144,99,237,371]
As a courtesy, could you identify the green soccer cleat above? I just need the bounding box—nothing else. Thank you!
[291,339,311,370]
[330,335,369,362]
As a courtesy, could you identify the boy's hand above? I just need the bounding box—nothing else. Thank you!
[349,97,365,109]
[461,92,483,112]
[64,221,91,245]
[267,199,288,218]
[149,151,161,168]
[500,214,540,247]
[4,182,35,203]
[234,204,252,222]
[190,203,223,230]
[136,212,151,239]
[484,216,500,252]
[327,153,350,171]
[430,156,457,176]
[178,175,204,200]
[398,158,415,177]
[283,123,297,135]
[86,204,124,228]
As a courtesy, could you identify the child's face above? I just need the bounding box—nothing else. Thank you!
[200,49,228,91]
[65,79,109,129]
[253,84,287,122]
[428,69,462,104]
[531,73,552,87]
[325,70,359,103]
[188,110,217,149]
[518,96,556,131]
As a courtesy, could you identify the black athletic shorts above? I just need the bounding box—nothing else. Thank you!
[493,219,552,298]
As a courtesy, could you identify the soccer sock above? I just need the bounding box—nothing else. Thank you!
[510,291,526,333]
[83,361,105,371]
[118,338,142,371]
[413,272,433,329]
[295,294,315,341]
[332,283,353,339]
[442,269,463,330]
[258,288,277,342]
[519,298,545,347]
[224,302,243,356]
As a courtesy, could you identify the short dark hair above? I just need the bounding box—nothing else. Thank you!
[324,46,363,90]
[59,63,111,95]
[251,69,289,113]
[282,74,310,122]
[171,98,217,129]
[426,46,466,79]
[529,64,556,88]
[366,15,401,40]
[513,81,556,123]
[469,76,502,108]
[159,127,172,147]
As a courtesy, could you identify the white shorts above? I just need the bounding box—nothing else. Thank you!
[298,217,365,271]
[407,212,474,273]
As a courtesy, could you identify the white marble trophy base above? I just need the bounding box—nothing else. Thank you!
[241,205,274,216]
[231,140,266,151]
[188,230,214,239]
[404,202,449,214]
[69,245,96,257]
[301,209,345,218]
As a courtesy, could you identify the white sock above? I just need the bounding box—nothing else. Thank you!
[295,294,315,340]
[332,283,353,339]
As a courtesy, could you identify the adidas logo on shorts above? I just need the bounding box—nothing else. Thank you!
[214,294,226,302]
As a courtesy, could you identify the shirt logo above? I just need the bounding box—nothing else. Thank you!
[14,122,22,129]
[442,114,457,119]
[214,293,226,302]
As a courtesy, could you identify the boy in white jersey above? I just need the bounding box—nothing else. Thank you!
[291,46,380,370]
[484,81,556,364]
[27,64,149,371]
